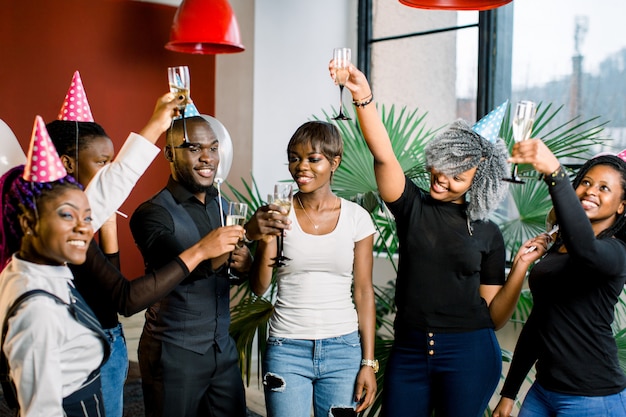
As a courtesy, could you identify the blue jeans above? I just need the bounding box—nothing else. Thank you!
[263,331,362,417]
[100,323,128,417]
[520,382,626,417]
[382,328,501,417]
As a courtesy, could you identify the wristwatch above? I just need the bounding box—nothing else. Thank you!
[242,230,254,244]
[360,359,379,373]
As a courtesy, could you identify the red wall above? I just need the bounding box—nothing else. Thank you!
[0,0,216,278]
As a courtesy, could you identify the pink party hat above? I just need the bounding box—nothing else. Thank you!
[23,115,67,182]
[57,71,94,122]
[617,149,626,162]
[472,100,508,143]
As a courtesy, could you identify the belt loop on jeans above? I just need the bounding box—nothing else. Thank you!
[103,322,125,342]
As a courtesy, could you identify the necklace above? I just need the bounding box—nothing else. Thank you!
[297,194,339,231]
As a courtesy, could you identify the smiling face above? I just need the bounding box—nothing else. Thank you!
[21,187,94,266]
[429,165,478,204]
[575,164,626,234]
[288,142,339,193]
[286,121,343,195]
[166,117,220,201]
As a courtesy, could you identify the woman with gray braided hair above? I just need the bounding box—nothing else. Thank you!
[332,63,547,417]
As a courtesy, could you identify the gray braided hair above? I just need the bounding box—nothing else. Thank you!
[425,119,509,222]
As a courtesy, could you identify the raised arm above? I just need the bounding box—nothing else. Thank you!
[85,93,184,230]
[330,63,406,203]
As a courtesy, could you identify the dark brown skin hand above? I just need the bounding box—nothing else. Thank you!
[244,203,291,242]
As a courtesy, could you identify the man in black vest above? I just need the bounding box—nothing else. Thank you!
[130,115,251,417]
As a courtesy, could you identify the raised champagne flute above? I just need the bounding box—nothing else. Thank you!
[226,202,248,279]
[503,100,537,183]
[332,48,351,121]
[270,183,293,267]
[168,65,191,147]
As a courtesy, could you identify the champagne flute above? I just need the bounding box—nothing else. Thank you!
[332,48,351,121]
[270,183,293,267]
[168,66,191,147]
[226,202,248,279]
[503,100,537,183]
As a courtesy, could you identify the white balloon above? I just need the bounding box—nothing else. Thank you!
[0,119,26,177]
[200,114,233,182]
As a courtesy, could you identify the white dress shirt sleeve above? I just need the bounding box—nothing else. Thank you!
[85,132,160,231]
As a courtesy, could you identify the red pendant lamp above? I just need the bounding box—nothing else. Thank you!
[399,0,512,10]
[165,0,245,54]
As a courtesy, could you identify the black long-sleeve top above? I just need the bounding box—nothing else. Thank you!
[70,239,190,329]
[501,167,626,398]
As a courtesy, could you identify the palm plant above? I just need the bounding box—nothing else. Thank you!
[228,102,615,416]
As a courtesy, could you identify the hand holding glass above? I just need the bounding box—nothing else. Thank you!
[168,66,191,146]
[332,48,351,121]
[503,100,537,183]
[168,66,190,109]
[226,202,248,279]
[270,184,293,267]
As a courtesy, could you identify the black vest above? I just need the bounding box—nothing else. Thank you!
[142,188,231,354]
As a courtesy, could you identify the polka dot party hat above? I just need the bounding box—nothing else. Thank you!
[57,70,94,122]
[22,115,68,183]
[173,101,200,120]
[472,100,508,143]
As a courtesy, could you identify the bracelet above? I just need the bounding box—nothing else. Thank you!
[360,359,379,373]
[353,93,373,108]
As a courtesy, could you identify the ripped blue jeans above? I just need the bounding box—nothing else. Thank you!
[263,331,361,417]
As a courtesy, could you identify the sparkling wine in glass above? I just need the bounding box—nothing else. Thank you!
[226,202,248,279]
[503,100,537,184]
[168,66,190,108]
[270,183,293,267]
[168,66,192,146]
[332,48,351,121]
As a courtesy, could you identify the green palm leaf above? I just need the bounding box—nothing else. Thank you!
[230,295,274,385]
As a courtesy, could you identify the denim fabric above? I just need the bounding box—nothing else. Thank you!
[100,323,128,417]
[519,382,626,417]
[263,331,361,417]
[381,328,501,417]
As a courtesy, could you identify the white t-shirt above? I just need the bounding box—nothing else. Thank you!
[269,198,376,339]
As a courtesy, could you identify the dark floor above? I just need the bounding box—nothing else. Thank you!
[0,361,263,417]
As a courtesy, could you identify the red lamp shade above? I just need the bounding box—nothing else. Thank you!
[399,0,512,10]
[165,0,245,55]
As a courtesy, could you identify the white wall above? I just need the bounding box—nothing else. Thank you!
[215,0,358,195]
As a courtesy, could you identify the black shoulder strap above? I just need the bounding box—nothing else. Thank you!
[0,290,66,411]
